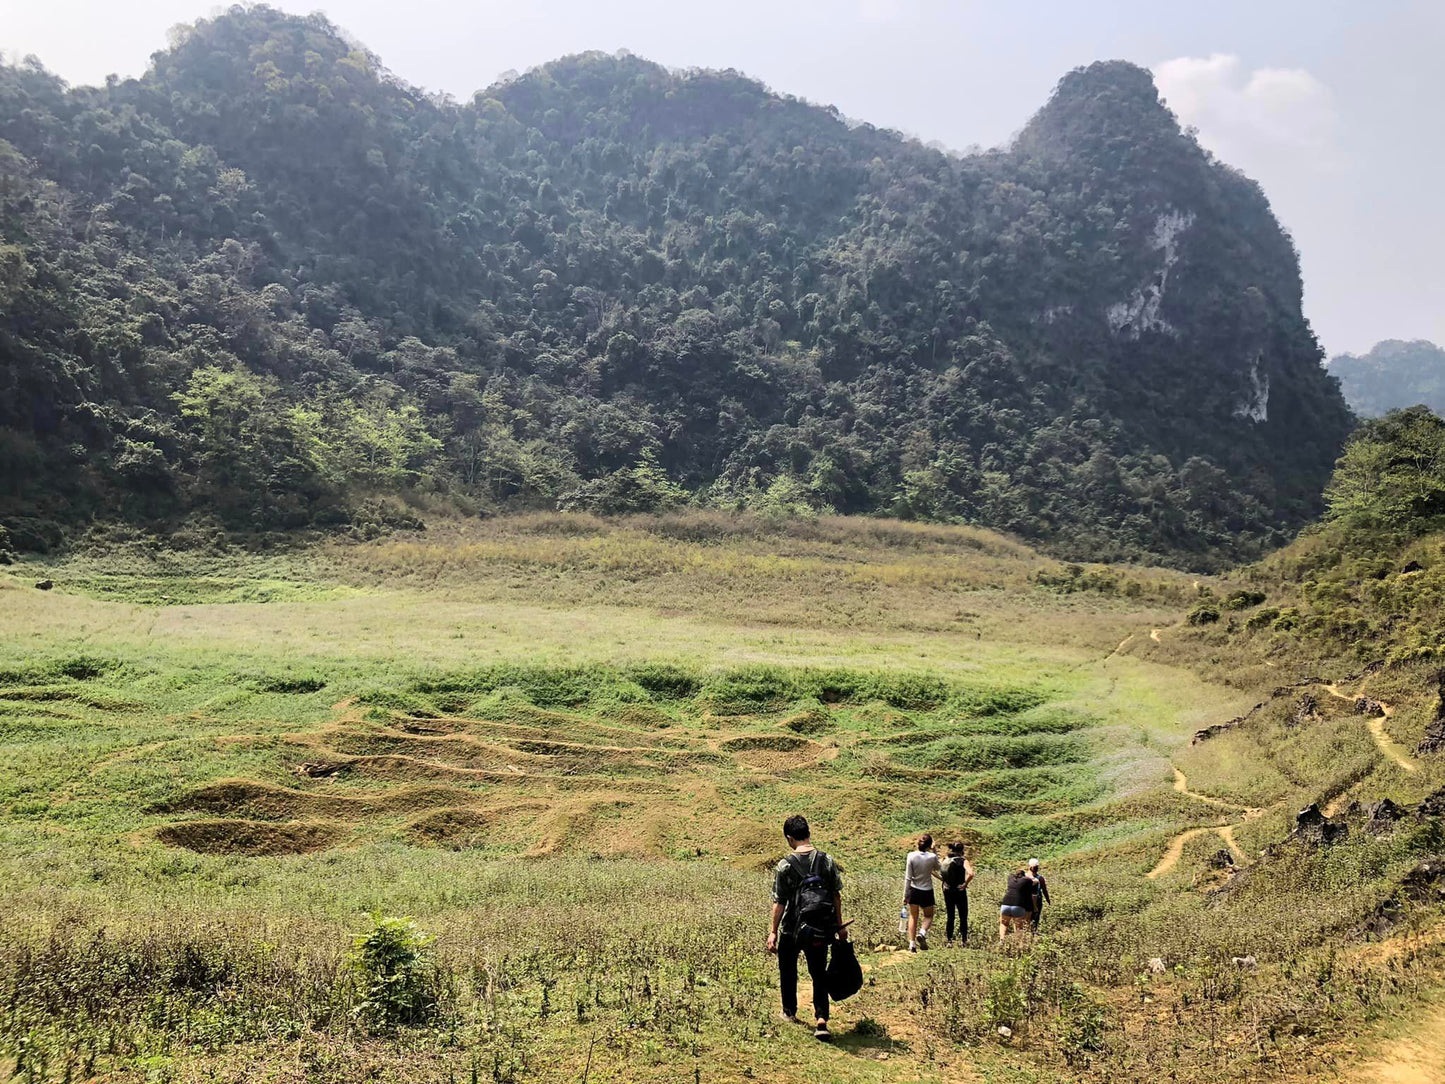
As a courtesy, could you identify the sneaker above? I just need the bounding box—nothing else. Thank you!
[780,1011,799,1023]
[917,933,930,951]
[814,1022,831,1042]
[909,941,918,952]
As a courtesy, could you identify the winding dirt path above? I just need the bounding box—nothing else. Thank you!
[1172,766,1252,812]
[1322,683,1418,774]
[1147,766,1262,878]
[1147,825,1234,879]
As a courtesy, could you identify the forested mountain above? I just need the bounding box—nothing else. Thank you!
[1329,340,1445,419]
[0,7,1352,565]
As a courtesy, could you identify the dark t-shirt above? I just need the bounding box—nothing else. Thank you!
[1000,871,1035,910]
[771,848,841,936]
[1032,874,1050,908]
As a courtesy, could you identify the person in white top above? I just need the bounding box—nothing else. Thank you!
[902,833,942,951]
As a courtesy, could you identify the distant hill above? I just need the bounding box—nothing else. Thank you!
[0,7,1352,565]
[1328,340,1445,418]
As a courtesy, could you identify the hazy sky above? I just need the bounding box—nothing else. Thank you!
[3,0,1441,356]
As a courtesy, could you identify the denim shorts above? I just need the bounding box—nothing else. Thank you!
[999,904,1030,919]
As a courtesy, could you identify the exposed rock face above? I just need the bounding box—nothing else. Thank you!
[1401,858,1445,902]
[1293,803,1348,846]
[1417,670,1445,755]
[1193,702,1265,744]
[1233,352,1270,423]
[1366,798,1405,835]
[1354,697,1386,718]
[1417,786,1445,819]
[1288,694,1322,727]
[1361,858,1445,938]
[1106,209,1194,339]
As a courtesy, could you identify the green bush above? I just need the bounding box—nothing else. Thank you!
[1222,589,1266,610]
[350,916,440,1030]
[1244,607,1280,631]
[1187,603,1220,626]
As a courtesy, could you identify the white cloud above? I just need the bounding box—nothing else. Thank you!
[1153,53,1338,166]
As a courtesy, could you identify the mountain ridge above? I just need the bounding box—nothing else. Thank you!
[0,6,1352,566]
[1328,339,1445,418]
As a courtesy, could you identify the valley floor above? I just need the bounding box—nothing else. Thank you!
[2,513,1443,1082]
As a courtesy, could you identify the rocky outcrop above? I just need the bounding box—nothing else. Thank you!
[1193,703,1265,744]
[1288,694,1322,727]
[1207,848,1235,870]
[1365,798,1406,835]
[1416,669,1445,756]
[1293,803,1349,846]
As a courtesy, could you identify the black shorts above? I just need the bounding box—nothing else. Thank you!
[905,886,936,908]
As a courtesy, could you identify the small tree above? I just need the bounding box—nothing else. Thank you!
[350,915,439,1029]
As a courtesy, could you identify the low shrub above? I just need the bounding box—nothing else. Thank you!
[350,916,441,1030]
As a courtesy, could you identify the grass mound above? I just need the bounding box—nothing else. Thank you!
[156,819,345,855]
[406,807,492,848]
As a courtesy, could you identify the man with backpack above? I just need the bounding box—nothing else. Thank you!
[766,814,845,1041]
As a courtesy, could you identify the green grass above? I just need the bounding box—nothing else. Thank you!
[3,512,1445,1083]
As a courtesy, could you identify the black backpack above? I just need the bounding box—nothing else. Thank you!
[942,857,967,889]
[789,851,838,946]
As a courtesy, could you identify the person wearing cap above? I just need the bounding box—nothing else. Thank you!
[1028,858,1051,931]
[939,841,974,945]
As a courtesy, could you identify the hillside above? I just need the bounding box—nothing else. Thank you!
[0,7,1352,566]
[1329,339,1445,418]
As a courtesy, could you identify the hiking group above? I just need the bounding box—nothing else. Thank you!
[768,816,1050,1041]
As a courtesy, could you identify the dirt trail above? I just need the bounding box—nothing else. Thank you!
[1107,632,1136,659]
[1172,766,1252,812]
[1351,1001,1445,1083]
[1322,682,1418,774]
[1147,826,1232,879]
[1148,767,1261,878]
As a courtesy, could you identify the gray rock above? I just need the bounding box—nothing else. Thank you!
[1417,786,1445,819]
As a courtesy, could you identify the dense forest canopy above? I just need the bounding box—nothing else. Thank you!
[1328,339,1445,419]
[0,6,1353,566]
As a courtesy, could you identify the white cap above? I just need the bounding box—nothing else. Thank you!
[1028,857,1040,868]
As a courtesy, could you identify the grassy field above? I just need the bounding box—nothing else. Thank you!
[3,512,1445,1083]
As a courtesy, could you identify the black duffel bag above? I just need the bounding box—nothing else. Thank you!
[825,939,863,1001]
